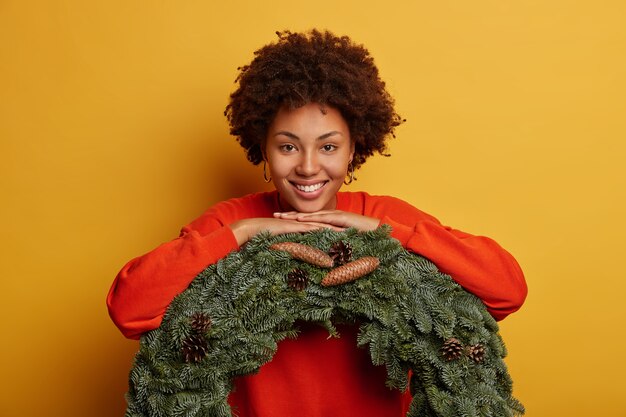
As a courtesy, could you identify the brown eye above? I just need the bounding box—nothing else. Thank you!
[322,144,337,152]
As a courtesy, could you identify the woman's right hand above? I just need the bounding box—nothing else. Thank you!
[230,218,345,246]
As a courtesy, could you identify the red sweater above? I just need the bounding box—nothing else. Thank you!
[107,191,526,416]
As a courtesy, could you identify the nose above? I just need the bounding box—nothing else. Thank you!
[295,150,320,177]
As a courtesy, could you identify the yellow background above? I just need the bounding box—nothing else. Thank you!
[1,1,624,416]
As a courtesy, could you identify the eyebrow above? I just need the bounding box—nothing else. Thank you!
[273,131,343,140]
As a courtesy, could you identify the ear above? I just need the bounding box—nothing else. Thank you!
[349,140,356,163]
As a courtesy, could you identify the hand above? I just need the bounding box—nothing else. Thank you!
[273,210,380,232]
[230,217,346,246]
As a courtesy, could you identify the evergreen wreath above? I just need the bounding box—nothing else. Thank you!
[125,226,524,417]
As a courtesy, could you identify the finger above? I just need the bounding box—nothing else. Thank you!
[295,213,348,226]
[295,210,338,217]
[273,211,299,218]
[281,213,331,222]
[275,210,339,218]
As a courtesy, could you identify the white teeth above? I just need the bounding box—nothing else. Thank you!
[295,182,324,193]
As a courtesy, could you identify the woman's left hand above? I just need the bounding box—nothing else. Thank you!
[273,210,380,232]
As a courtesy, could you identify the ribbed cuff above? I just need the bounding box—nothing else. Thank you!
[379,216,414,247]
[200,225,240,257]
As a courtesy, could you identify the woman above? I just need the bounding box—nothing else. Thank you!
[108,30,527,416]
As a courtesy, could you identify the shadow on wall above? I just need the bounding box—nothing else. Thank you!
[90,335,138,415]
[197,130,273,204]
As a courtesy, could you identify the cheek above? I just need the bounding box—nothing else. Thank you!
[331,163,348,178]
[327,155,351,177]
[267,157,290,177]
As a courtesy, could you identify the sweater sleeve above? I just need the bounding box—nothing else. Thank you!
[368,196,527,321]
[106,216,239,340]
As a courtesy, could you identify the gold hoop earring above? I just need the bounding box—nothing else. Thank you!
[263,161,272,183]
[344,163,354,185]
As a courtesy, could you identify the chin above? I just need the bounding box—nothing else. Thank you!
[288,201,327,213]
[280,193,335,213]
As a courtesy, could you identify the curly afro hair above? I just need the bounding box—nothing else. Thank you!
[224,30,404,171]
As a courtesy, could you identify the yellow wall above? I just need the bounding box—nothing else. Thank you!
[1,1,624,415]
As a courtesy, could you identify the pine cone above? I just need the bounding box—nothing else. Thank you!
[467,344,486,363]
[181,334,209,363]
[321,257,380,286]
[287,268,309,291]
[190,312,212,333]
[441,338,464,361]
[328,241,353,266]
[270,242,334,268]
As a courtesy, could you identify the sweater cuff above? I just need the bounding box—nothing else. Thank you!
[199,225,240,257]
[379,216,414,247]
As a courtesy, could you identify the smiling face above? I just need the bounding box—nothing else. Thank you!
[265,102,354,213]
